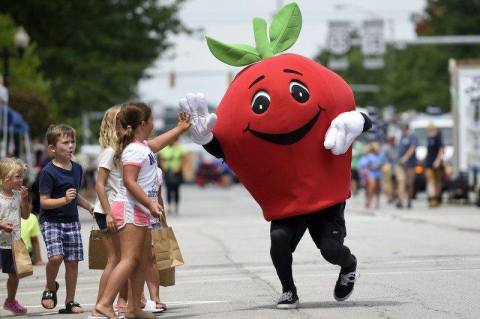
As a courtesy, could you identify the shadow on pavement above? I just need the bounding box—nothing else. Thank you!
[249,300,405,310]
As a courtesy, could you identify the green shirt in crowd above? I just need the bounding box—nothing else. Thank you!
[351,142,365,170]
[159,143,186,172]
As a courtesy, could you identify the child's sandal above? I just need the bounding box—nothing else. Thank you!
[41,281,59,309]
[59,301,84,314]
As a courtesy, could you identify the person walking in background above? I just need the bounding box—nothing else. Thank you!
[0,158,30,315]
[358,148,370,208]
[424,122,444,207]
[159,138,186,215]
[39,124,95,314]
[381,136,398,204]
[364,143,386,209]
[350,141,365,196]
[395,123,418,209]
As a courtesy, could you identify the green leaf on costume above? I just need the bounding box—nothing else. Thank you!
[269,2,302,54]
[206,37,262,67]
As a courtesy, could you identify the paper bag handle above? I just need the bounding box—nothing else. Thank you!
[159,210,168,228]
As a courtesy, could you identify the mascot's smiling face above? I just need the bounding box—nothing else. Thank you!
[212,53,355,221]
[243,62,325,146]
[215,53,351,149]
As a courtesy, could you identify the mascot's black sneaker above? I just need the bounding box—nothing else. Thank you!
[334,255,358,301]
[276,291,299,309]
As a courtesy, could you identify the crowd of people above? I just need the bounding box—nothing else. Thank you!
[352,122,446,209]
[0,102,192,318]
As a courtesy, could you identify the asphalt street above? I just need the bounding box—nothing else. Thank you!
[1,184,480,319]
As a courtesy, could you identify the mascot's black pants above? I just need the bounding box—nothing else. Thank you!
[270,202,355,293]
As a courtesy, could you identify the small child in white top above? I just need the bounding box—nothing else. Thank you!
[90,106,128,319]
[0,158,30,315]
[94,147,122,218]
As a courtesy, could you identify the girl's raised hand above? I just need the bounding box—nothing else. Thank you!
[177,112,192,132]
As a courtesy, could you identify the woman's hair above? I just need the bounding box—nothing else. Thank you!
[99,105,121,149]
[114,102,152,162]
[0,158,24,190]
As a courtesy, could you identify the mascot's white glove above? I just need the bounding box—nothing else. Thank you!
[179,93,218,145]
[324,111,365,155]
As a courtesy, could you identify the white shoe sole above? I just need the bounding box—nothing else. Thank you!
[143,308,165,314]
[276,300,299,309]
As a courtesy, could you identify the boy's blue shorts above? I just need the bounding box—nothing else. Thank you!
[40,221,83,261]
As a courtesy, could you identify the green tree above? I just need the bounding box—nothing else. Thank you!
[0,14,52,138]
[381,0,480,112]
[0,0,189,120]
[379,45,453,112]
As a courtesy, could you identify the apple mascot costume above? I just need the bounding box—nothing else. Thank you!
[180,3,371,309]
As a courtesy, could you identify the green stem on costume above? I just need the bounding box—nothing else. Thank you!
[253,17,273,59]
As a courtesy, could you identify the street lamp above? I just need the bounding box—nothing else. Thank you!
[2,27,30,88]
[14,27,30,58]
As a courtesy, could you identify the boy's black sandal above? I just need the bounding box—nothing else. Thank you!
[59,301,84,314]
[41,281,59,309]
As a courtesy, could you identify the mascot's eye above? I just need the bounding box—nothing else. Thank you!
[251,91,270,114]
[289,81,309,103]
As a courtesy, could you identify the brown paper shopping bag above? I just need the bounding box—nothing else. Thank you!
[12,238,33,278]
[152,215,184,284]
[158,267,175,287]
[88,227,107,270]
[152,226,184,270]
[152,227,172,271]
[166,227,184,267]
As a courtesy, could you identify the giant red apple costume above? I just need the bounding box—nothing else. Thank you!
[210,53,357,221]
[180,3,371,307]
[180,3,371,221]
